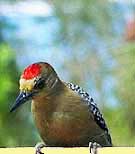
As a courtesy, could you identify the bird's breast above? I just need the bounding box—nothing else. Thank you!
[31,90,104,146]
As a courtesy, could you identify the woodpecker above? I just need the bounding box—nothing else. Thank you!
[10,62,112,153]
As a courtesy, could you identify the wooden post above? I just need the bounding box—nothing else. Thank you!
[0,147,135,154]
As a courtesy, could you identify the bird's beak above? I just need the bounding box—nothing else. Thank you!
[10,91,36,112]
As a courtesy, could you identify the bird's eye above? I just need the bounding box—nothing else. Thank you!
[34,79,45,89]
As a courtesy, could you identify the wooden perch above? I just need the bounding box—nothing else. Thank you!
[0,147,135,154]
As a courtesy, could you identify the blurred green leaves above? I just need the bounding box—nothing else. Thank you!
[0,43,18,146]
[0,43,18,113]
[116,43,135,138]
[0,43,40,147]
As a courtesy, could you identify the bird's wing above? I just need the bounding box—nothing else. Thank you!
[66,82,112,145]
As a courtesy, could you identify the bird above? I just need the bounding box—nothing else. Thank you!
[10,62,112,154]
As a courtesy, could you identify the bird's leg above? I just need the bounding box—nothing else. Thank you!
[35,142,46,154]
[89,142,101,154]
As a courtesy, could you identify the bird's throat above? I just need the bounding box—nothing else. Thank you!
[31,79,65,120]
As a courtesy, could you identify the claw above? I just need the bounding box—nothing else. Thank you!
[35,142,46,154]
[89,142,101,154]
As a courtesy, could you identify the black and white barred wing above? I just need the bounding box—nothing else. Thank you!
[66,82,109,133]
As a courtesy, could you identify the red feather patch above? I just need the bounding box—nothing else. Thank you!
[22,63,41,80]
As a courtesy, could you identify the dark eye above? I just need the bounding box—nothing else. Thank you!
[34,79,45,89]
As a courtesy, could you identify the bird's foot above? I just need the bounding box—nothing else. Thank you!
[35,142,46,154]
[89,142,101,154]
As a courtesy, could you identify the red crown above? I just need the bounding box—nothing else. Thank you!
[22,63,41,80]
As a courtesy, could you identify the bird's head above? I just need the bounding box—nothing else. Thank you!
[10,62,59,112]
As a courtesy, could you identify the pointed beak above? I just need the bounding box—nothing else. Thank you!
[10,91,36,112]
